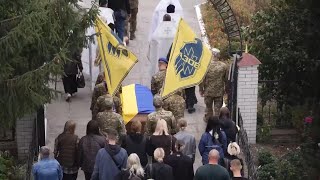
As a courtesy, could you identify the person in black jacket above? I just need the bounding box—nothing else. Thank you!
[107,0,130,41]
[219,107,238,143]
[164,140,194,180]
[145,148,174,180]
[62,50,83,102]
[121,121,148,167]
[79,120,105,180]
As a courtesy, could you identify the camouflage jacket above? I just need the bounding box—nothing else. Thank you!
[95,72,105,86]
[145,108,177,136]
[90,82,108,110]
[163,93,185,121]
[151,70,166,95]
[92,95,122,120]
[199,59,228,97]
[96,111,126,135]
[129,0,139,9]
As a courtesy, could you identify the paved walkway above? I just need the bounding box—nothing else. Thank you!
[46,0,206,179]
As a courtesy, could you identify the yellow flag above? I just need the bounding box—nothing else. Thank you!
[95,17,138,96]
[161,19,212,98]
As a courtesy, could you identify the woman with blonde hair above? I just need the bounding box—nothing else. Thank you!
[115,153,144,180]
[54,120,79,180]
[146,119,176,160]
[145,148,174,180]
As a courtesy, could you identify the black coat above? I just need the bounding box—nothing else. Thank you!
[164,152,194,180]
[145,162,174,180]
[64,51,83,75]
[121,133,148,167]
[115,169,143,180]
[220,117,238,143]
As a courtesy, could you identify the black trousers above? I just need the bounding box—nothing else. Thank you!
[84,172,92,180]
[63,173,78,180]
[62,74,78,94]
[185,86,197,108]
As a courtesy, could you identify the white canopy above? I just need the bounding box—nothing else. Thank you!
[149,0,183,41]
[148,21,177,75]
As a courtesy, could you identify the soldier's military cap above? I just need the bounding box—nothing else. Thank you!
[101,94,114,109]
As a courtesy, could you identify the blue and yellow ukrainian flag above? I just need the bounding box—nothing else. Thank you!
[95,17,138,96]
[121,84,155,124]
[161,18,212,98]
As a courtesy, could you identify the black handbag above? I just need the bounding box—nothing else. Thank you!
[76,72,85,88]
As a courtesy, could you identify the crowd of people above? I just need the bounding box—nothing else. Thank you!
[32,103,246,180]
[32,0,251,179]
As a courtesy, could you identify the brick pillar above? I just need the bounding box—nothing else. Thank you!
[16,113,36,160]
[237,53,261,144]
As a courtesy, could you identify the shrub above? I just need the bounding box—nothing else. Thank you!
[257,163,276,180]
[258,150,274,166]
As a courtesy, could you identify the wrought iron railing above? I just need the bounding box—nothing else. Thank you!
[238,108,258,180]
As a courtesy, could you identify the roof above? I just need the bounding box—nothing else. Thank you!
[238,53,261,67]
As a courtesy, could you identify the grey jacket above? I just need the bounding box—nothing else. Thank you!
[174,130,196,163]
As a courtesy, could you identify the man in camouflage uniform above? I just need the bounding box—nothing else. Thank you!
[90,80,122,112]
[145,95,177,136]
[199,48,228,122]
[163,91,185,121]
[151,57,168,96]
[90,81,108,111]
[92,94,122,120]
[95,72,105,86]
[125,0,139,40]
[96,95,126,137]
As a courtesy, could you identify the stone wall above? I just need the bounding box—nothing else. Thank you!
[16,113,35,160]
[237,65,259,144]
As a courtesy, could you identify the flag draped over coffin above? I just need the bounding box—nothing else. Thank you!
[121,84,155,124]
[161,18,212,98]
[95,17,138,96]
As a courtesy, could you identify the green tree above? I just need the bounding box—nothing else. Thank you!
[0,0,98,127]
[246,0,320,112]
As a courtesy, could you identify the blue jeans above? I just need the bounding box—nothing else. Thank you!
[114,11,126,41]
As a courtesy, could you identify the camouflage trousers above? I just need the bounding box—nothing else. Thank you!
[204,96,223,121]
[125,8,138,36]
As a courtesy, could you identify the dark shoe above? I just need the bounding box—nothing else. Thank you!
[188,107,196,114]
[130,33,136,40]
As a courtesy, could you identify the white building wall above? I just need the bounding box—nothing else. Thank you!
[237,65,259,144]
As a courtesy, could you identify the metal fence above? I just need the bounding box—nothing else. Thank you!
[25,107,45,180]
[238,108,258,180]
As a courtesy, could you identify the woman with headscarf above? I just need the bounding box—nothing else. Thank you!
[198,116,227,165]
[78,120,106,180]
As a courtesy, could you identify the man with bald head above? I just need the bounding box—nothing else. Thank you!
[194,149,230,180]
[32,146,63,180]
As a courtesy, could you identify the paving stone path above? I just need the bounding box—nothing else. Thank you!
[46,0,207,179]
